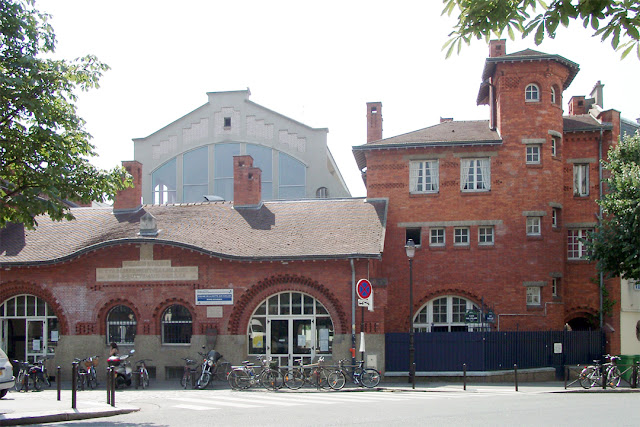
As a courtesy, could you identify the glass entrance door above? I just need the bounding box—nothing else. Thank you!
[26,320,47,361]
[268,318,314,367]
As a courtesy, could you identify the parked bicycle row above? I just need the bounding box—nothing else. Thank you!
[573,354,640,389]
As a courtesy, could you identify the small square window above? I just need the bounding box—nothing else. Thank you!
[478,226,494,245]
[406,228,421,246]
[224,117,232,128]
[430,228,445,247]
[526,217,541,236]
[526,287,541,305]
[454,227,469,246]
[526,145,540,164]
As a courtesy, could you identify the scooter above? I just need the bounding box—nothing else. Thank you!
[107,349,135,388]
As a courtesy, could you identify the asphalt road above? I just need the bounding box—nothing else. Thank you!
[42,387,640,427]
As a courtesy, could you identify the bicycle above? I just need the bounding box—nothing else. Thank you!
[282,357,331,390]
[579,354,621,389]
[35,355,54,388]
[326,359,381,390]
[136,359,151,389]
[228,356,283,391]
[13,360,45,391]
[180,357,199,389]
[82,356,99,389]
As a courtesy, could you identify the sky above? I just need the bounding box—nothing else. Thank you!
[41,0,640,198]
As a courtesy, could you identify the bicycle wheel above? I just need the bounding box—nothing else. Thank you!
[228,370,251,390]
[87,370,98,390]
[607,366,621,388]
[141,369,150,389]
[327,370,346,390]
[260,369,283,391]
[31,374,43,391]
[283,369,304,390]
[579,367,597,389]
[14,372,24,392]
[197,371,211,389]
[315,368,330,389]
[215,362,232,381]
[360,368,381,388]
[180,369,191,389]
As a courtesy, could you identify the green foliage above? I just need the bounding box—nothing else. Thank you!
[442,0,640,60]
[587,133,640,281]
[0,0,131,229]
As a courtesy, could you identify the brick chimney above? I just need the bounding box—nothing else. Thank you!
[233,155,262,207]
[113,160,142,212]
[440,117,454,123]
[367,102,382,143]
[568,96,587,116]
[590,80,604,109]
[489,39,506,57]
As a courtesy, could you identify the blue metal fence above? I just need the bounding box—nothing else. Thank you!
[386,330,605,372]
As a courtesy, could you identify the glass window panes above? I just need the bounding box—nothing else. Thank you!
[573,164,589,196]
[413,296,482,332]
[247,144,273,201]
[161,304,192,344]
[278,152,306,198]
[106,305,137,345]
[568,228,593,259]
[454,228,469,245]
[527,217,541,235]
[291,293,302,315]
[525,84,539,101]
[214,143,240,201]
[152,158,177,204]
[430,228,445,246]
[409,160,439,193]
[461,158,490,191]
[279,293,290,315]
[478,226,494,245]
[183,146,209,203]
[526,287,541,305]
[526,145,540,164]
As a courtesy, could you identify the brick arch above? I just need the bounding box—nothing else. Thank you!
[0,280,68,335]
[97,298,142,336]
[564,305,598,324]
[151,298,197,336]
[228,274,348,335]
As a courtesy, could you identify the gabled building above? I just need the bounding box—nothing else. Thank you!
[133,89,350,204]
[353,40,627,353]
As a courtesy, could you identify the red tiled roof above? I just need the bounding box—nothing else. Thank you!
[0,198,387,265]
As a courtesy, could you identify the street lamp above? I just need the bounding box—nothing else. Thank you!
[405,239,416,390]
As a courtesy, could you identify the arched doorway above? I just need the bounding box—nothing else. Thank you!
[247,291,334,367]
[0,294,59,362]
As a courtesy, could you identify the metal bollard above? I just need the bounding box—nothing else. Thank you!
[564,366,568,389]
[71,361,78,409]
[602,365,607,390]
[463,363,467,391]
[57,366,61,401]
[634,363,639,388]
[110,367,116,407]
[514,364,518,392]
[106,367,111,405]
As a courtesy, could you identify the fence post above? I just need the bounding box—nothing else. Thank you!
[71,361,78,410]
[57,366,61,401]
[106,367,111,405]
[564,365,568,389]
[514,364,518,392]
[463,363,467,391]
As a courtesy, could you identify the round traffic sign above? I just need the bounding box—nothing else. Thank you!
[356,279,372,299]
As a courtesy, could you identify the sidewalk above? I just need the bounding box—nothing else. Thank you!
[1,380,636,426]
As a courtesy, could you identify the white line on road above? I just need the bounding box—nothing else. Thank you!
[171,397,263,408]
[173,404,217,411]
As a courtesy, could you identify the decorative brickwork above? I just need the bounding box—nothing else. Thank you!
[0,280,68,334]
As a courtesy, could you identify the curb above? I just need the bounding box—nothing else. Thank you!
[0,407,139,426]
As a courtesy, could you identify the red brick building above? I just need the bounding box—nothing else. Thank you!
[353,40,623,353]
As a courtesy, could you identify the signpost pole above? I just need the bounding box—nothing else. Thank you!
[361,305,365,362]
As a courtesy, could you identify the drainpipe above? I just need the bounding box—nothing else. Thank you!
[350,259,356,366]
[598,128,604,329]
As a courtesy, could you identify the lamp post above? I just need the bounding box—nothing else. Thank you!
[405,239,416,390]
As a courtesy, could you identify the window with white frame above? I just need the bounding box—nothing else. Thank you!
[461,158,490,191]
[526,145,541,164]
[454,227,469,245]
[525,84,540,102]
[573,164,589,196]
[551,137,558,157]
[526,287,541,305]
[413,296,483,332]
[526,217,541,236]
[568,228,593,259]
[410,160,439,193]
[550,87,556,104]
[430,228,445,247]
[552,278,558,297]
[478,226,494,245]
[552,208,559,228]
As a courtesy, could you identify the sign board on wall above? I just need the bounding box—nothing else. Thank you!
[196,289,233,305]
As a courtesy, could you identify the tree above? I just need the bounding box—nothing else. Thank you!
[587,133,640,281]
[442,0,640,59]
[1,0,130,229]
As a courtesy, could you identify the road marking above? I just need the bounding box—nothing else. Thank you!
[213,395,302,406]
[174,404,216,411]
[171,397,262,408]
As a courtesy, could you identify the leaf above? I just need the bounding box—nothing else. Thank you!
[534,22,545,45]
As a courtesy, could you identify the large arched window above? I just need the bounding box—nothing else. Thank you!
[106,305,137,345]
[161,304,192,344]
[525,84,540,102]
[183,146,209,203]
[278,153,306,198]
[413,296,485,332]
[152,159,177,204]
[247,291,333,367]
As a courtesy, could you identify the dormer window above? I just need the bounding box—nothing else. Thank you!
[525,84,540,102]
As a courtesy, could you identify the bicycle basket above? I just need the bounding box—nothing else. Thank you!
[84,360,93,369]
